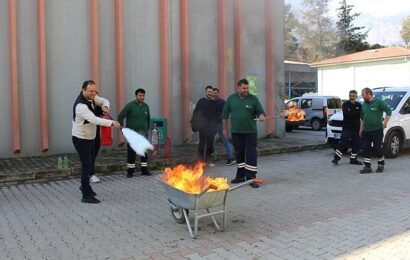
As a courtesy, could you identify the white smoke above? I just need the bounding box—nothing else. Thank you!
[121,128,154,156]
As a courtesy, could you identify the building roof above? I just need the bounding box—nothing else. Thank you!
[310,47,410,67]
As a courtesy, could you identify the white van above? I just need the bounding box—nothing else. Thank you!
[326,87,410,158]
[286,96,342,130]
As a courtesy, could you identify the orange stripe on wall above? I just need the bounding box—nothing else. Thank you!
[265,0,275,134]
[115,0,125,144]
[37,0,49,152]
[217,0,228,98]
[90,0,100,90]
[234,0,243,84]
[180,0,190,142]
[159,0,171,136]
[8,0,21,153]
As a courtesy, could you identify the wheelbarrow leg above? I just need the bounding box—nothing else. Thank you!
[206,209,224,232]
[183,209,196,239]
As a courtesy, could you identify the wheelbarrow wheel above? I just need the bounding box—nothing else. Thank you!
[171,207,188,224]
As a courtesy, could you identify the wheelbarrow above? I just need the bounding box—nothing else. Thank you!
[157,176,264,239]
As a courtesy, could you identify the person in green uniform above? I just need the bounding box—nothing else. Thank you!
[359,87,392,174]
[118,88,151,177]
[222,79,266,188]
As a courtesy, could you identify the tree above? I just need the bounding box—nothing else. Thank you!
[336,0,369,54]
[284,4,300,61]
[400,16,410,46]
[298,0,337,62]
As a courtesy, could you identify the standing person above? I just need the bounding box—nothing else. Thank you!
[213,87,235,165]
[118,88,152,177]
[359,87,392,174]
[222,79,266,188]
[192,86,218,166]
[72,80,121,204]
[332,90,362,165]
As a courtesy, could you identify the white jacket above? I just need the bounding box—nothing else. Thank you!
[72,95,113,140]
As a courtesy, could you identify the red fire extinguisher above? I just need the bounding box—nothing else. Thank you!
[100,115,113,146]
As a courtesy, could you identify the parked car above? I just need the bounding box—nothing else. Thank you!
[286,96,342,130]
[326,87,410,158]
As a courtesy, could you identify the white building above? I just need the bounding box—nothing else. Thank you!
[311,47,410,99]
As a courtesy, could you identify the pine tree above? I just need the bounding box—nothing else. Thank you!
[336,0,369,54]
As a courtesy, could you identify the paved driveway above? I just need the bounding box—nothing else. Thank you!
[1,149,409,259]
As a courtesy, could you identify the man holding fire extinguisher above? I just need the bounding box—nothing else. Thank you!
[72,80,121,204]
[118,88,152,177]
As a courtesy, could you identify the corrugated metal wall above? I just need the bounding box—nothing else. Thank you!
[0,0,284,158]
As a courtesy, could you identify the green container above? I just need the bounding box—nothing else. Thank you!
[150,117,167,145]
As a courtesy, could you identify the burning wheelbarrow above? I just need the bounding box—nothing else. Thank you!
[157,163,264,239]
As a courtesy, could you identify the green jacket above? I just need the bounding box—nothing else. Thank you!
[118,100,151,134]
[361,98,392,131]
[222,93,265,133]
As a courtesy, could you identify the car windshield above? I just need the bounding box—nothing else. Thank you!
[357,91,406,110]
[374,92,405,110]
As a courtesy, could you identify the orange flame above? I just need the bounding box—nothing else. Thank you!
[284,107,305,121]
[161,162,229,194]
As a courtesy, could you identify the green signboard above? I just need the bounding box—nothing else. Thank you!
[246,75,259,96]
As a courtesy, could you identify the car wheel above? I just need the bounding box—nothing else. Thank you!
[311,118,322,131]
[384,131,401,158]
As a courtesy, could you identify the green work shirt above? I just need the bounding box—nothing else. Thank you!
[222,93,265,133]
[118,101,151,134]
[361,98,392,131]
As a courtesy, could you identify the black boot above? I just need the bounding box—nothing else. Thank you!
[141,167,151,176]
[360,166,372,174]
[350,159,363,165]
[126,168,134,178]
[376,165,384,173]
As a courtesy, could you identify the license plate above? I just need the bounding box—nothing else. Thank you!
[334,133,341,139]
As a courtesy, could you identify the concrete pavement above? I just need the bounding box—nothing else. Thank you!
[1,148,409,259]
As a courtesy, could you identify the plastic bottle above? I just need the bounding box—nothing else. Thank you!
[57,156,63,169]
[63,155,69,168]
[151,123,159,151]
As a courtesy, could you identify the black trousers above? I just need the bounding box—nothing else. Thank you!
[127,144,148,173]
[334,128,361,161]
[72,136,95,197]
[198,127,216,162]
[232,133,257,180]
[362,128,385,167]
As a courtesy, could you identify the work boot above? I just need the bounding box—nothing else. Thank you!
[81,196,100,204]
[359,166,372,174]
[376,165,384,173]
[350,159,363,165]
[141,168,151,176]
[126,169,134,178]
[331,159,338,165]
[230,177,245,184]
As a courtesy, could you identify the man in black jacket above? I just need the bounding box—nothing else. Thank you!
[192,86,218,166]
[332,90,362,165]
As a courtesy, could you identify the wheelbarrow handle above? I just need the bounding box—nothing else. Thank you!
[228,178,265,191]
[197,184,218,197]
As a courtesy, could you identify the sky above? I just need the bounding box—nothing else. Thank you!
[285,0,410,45]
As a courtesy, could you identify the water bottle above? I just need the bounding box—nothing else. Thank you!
[151,124,159,152]
[57,156,63,169]
[63,155,69,168]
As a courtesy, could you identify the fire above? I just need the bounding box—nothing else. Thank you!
[282,107,305,121]
[161,162,229,194]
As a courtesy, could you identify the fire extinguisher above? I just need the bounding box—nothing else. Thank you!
[100,115,113,146]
